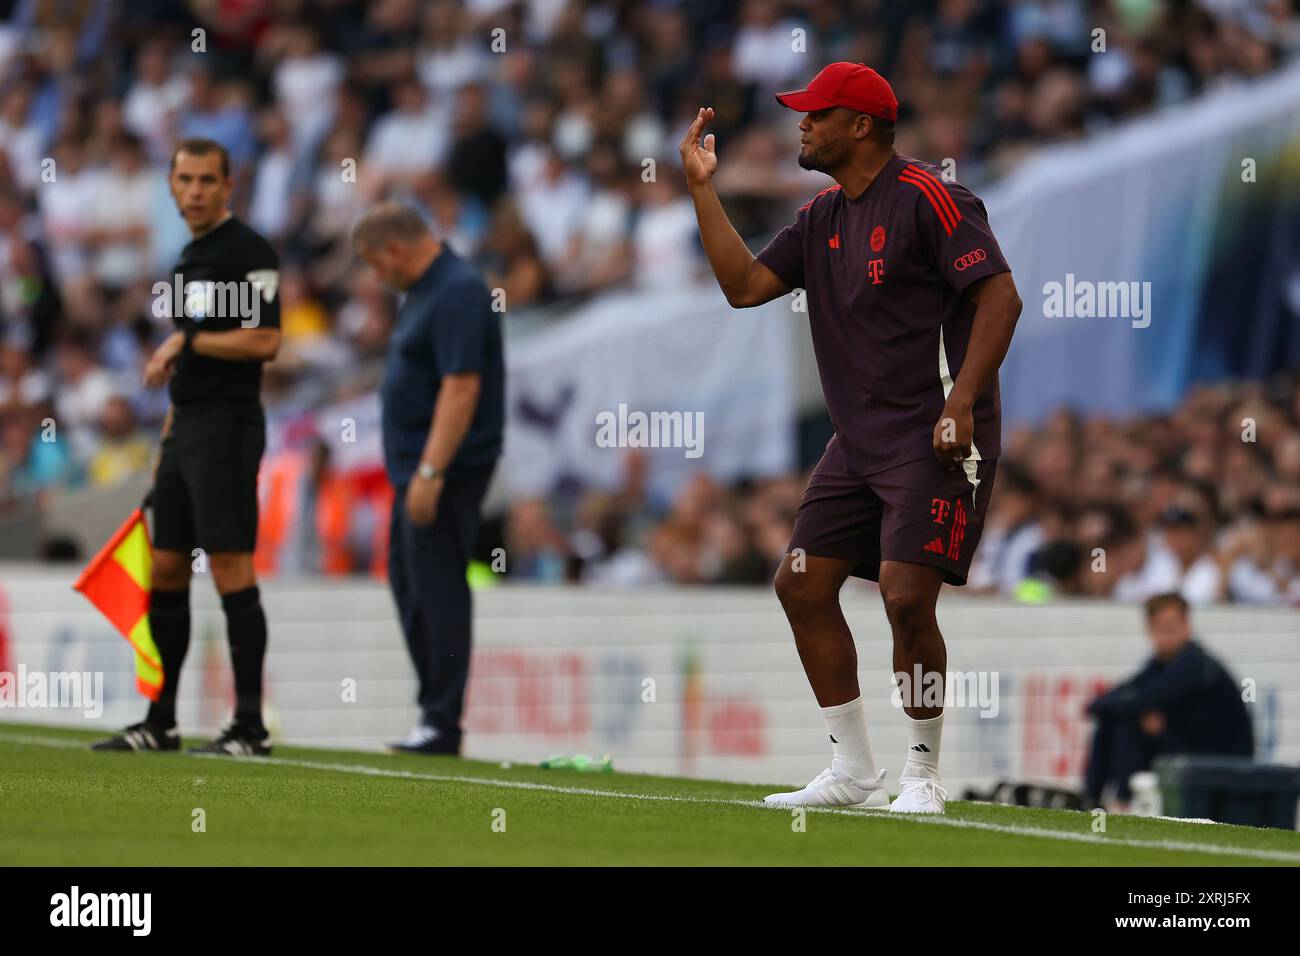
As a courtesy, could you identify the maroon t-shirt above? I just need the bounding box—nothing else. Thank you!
[757,153,1010,475]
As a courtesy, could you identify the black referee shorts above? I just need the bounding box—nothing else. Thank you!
[152,402,266,555]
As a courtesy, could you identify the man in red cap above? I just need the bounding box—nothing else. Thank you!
[680,63,1022,814]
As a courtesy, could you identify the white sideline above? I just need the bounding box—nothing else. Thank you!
[3,730,1298,863]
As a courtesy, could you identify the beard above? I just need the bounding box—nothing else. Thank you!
[797,141,849,173]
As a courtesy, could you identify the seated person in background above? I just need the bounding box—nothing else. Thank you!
[1083,592,1253,810]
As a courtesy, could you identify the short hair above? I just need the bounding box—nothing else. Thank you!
[867,115,895,146]
[170,138,231,178]
[1144,592,1189,621]
[351,202,432,250]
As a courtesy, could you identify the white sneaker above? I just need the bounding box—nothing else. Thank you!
[394,725,438,748]
[889,775,947,814]
[764,765,889,809]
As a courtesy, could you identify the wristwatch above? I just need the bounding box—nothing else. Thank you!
[182,326,198,352]
[417,463,445,481]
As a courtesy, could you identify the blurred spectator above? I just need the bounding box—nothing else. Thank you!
[363,80,451,198]
[1114,505,1223,604]
[0,340,51,410]
[175,68,257,177]
[247,110,299,243]
[85,134,154,295]
[0,405,74,500]
[0,80,43,192]
[36,135,96,286]
[1083,593,1253,810]
[631,175,700,288]
[481,201,551,308]
[0,228,62,357]
[261,21,344,155]
[87,395,151,486]
[0,0,1295,604]
[515,144,587,270]
[123,41,190,163]
[446,83,509,207]
[52,333,119,463]
[506,497,572,583]
[969,462,1044,594]
[416,0,490,97]
[552,141,633,295]
[1226,506,1300,604]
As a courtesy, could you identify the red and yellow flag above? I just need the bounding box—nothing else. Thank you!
[73,508,162,700]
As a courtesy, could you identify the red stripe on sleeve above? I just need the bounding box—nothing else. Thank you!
[798,184,842,212]
[904,164,962,225]
[898,170,957,236]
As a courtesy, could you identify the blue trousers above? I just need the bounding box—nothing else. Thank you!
[387,469,492,739]
[1084,714,1194,803]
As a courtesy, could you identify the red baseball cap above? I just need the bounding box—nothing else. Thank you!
[775,62,898,122]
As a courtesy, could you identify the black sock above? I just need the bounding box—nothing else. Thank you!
[222,585,268,730]
[145,587,190,729]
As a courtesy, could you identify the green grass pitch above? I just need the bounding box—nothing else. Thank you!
[3,724,1298,866]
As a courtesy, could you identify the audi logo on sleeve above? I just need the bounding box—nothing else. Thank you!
[953,248,987,271]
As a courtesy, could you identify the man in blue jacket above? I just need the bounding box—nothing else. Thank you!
[1084,592,1253,809]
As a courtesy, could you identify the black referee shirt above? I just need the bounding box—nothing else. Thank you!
[165,215,281,406]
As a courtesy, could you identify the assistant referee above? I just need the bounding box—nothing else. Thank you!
[93,138,281,756]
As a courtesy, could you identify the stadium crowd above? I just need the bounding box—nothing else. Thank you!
[505,375,1300,606]
[0,1,1298,606]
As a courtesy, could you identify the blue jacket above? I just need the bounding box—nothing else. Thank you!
[1087,640,1253,756]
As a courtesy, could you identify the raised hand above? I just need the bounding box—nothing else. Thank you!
[679,107,718,187]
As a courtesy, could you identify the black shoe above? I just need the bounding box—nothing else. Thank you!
[189,722,271,757]
[387,725,461,756]
[91,721,180,752]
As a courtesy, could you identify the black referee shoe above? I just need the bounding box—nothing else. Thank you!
[190,722,271,757]
[90,721,181,752]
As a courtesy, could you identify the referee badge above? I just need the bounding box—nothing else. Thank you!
[246,269,280,304]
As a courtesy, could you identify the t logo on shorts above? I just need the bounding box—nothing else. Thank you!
[930,498,951,524]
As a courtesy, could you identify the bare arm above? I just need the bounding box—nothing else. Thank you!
[191,327,281,362]
[151,406,174,483]
[144,328,282,388]
[948,272,1022,410]
[403,372,483,526]
[680,107,791,309]
[419,372,482,472]
[933,271,1023,467]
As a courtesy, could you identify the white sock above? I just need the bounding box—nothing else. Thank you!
[901,712,943,780]
[820,696,878,781]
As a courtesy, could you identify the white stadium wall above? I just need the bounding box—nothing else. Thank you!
[1,564,1295,795]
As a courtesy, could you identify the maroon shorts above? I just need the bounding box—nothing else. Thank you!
[788,439,997,586]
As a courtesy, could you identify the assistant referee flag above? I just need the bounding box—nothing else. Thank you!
[73,508,163,700]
